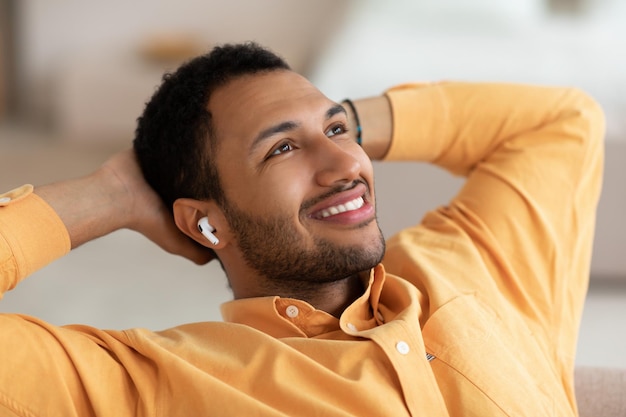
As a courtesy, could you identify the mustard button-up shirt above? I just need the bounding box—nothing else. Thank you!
[0,82,604,416]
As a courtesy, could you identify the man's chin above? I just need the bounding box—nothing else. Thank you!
[332,231,386,271]
[262,233,385,285]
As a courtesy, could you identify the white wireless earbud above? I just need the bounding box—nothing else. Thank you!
[197,217,219,245]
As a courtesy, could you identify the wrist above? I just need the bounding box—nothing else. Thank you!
[36,170,128,249]
[342,99,362,146]
[92,164,136,226]
[350,96,393,160]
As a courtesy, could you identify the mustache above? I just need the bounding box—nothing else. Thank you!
[300,179,368,214]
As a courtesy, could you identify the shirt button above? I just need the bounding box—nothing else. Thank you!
[396,341,410,355]
[285,305,299,318]
[347,323,357,332]
[0,197,11,204]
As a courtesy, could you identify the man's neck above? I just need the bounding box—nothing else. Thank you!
[300,274,366,318]
[232,273,367,319]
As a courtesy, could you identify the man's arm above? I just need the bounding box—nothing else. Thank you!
[0,149,211,297]
[35,149,211,263]
[350,81,604,370]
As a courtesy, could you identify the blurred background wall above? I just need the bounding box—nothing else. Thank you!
[0,0,624,367]
[1,0,351,138]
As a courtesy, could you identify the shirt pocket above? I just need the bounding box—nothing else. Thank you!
[422,293,572,417]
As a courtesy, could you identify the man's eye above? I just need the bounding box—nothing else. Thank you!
[270,142,294,157]
[326,124,347,138]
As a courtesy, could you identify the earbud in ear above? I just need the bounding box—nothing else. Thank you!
[197,217,219,245]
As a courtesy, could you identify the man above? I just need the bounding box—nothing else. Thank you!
[0,42,604,416]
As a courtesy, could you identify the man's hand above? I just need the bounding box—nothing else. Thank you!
[102,150,214,264]
[36,149,213,265]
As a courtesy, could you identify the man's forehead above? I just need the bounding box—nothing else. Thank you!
[209,71,321,111]
[208,71,334,141]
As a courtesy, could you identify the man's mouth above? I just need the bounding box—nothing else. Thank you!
[317,196,365,219]
[304,181,374,224]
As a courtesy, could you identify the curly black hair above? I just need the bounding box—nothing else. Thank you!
[133,42,290,211]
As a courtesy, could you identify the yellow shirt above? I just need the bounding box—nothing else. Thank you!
[0,82,604,417]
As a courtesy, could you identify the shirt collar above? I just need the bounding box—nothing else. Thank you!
[220,265,389,338]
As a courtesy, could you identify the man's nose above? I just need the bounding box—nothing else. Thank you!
[312,138,361,187]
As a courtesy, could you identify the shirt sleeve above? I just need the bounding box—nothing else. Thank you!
[381,82,605,363]
[0,185,71,298]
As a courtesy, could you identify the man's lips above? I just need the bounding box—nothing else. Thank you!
[317,196,365,219]
[307,183,373,221]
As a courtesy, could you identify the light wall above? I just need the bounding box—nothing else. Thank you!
[15,0,352,134]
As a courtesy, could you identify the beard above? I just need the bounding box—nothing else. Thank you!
[221,195,385,289]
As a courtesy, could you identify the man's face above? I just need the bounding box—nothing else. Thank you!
[209,70,384,286]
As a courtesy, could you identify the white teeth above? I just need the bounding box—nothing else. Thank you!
[319,196,364,218]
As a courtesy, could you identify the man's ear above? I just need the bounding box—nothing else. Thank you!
[173,198,229,249]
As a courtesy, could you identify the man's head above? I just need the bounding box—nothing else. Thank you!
[134,42,290,210]
[134,43,384,299]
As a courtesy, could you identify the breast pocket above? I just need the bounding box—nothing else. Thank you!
[421,293,573,417]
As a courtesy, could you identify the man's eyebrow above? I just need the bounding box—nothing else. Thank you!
[249,104,347,155]
[327,103,347,119]
[250,121,300,155]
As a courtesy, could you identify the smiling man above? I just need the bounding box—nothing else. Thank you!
[0,43,605,416]
[168,69,386,316]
